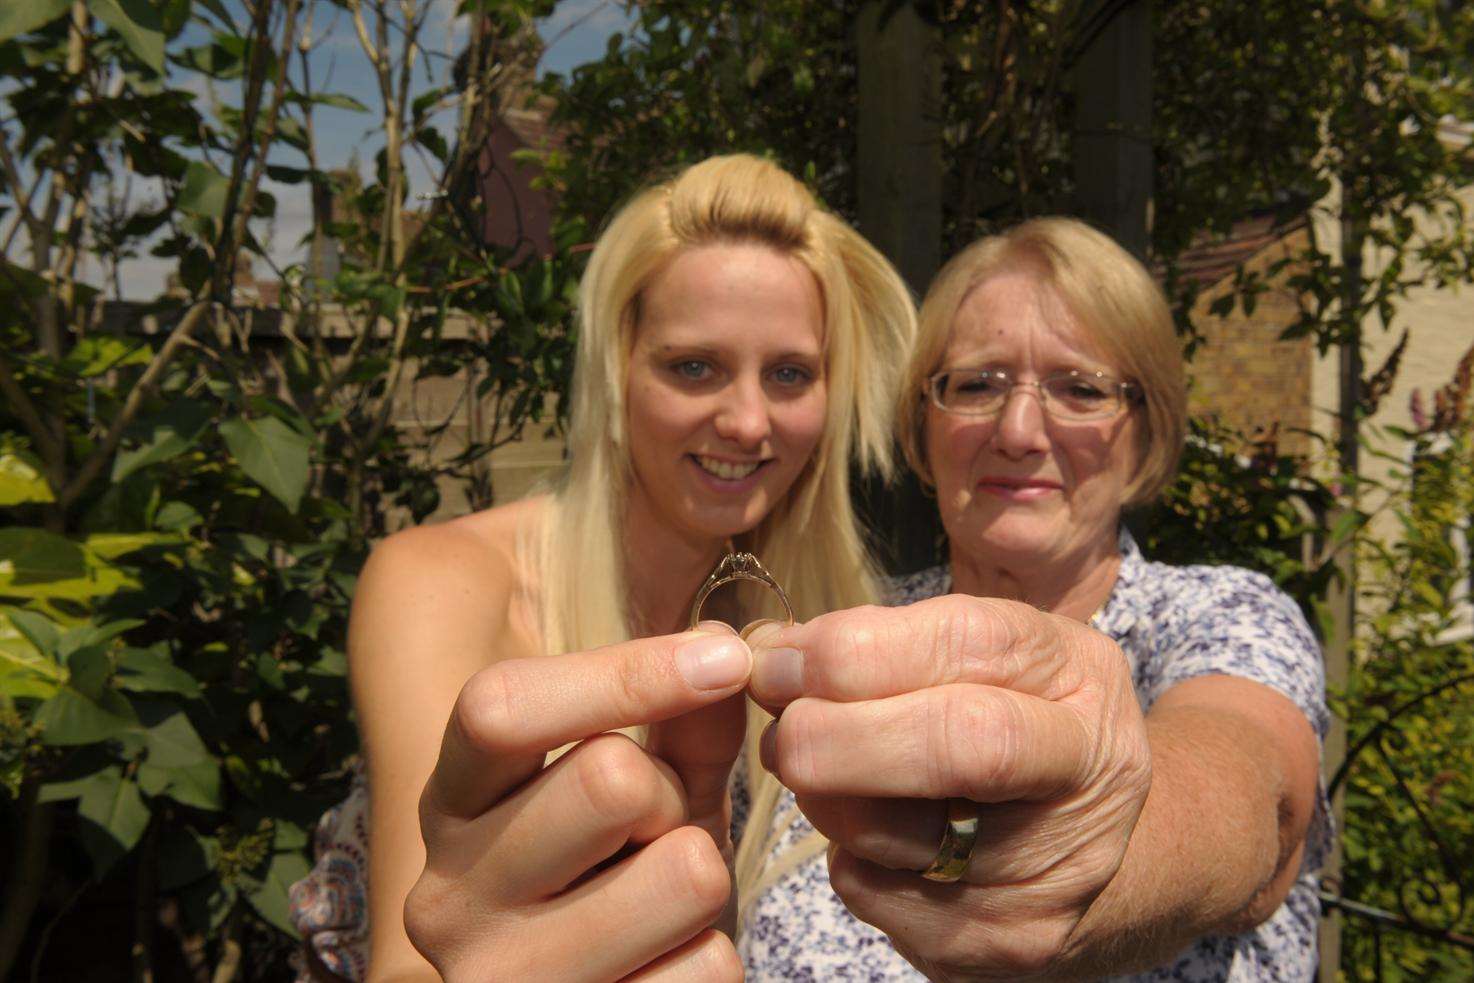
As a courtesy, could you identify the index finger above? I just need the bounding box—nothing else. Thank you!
[746,595,1111,708]
[423,629,752,822]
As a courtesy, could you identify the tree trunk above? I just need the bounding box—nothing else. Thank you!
[1072,0,1153,259]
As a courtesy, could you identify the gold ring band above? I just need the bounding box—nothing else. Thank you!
[921,798,980,883]
[688,551,795,631]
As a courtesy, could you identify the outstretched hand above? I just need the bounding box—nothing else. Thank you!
[406,626,751,983]
[746,595,1153,981]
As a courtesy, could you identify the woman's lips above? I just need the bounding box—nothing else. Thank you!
[976,478,1062,501]
[687,454,770,492]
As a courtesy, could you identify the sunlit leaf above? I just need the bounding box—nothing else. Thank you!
[0,450,54,506]
[0,528,86,584]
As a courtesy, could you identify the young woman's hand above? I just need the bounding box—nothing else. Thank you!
[403,626,751,983]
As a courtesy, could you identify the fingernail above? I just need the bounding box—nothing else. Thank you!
[696,619,738,636]
[741,619,785,645]
[752,647,803,703]
[759,719,778,774]
[676,632,752,691]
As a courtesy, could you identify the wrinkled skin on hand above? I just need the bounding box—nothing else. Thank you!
[748,595,1153,981]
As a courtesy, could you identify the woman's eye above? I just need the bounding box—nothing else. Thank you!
[771,365,812,386]
[672,360,711,380]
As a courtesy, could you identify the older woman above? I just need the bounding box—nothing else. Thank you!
[745,217,1328,980]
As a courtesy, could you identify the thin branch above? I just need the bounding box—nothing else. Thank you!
[0,354,66,483]
[58,301,213,509]
[0,127,46,249]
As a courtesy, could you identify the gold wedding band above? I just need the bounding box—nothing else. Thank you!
[922,798,980,883]
[688,551,795,631]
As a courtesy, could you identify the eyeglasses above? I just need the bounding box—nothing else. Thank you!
[926,367,1140,421]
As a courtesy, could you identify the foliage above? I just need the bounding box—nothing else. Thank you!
[1334,403,1474,982]
[1132,418,1341,627]
[0,0,579,977]
[539,0,862,224]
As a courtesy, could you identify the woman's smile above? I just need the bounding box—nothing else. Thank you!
[689,453,772,486]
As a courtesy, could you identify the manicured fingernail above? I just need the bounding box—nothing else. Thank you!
[676,632,752,691]
[759,719,778,774]
[752,647,803,703]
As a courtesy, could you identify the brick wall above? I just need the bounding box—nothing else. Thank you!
[1182,227,1317,458]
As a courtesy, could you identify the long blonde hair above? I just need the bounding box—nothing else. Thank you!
[530,153,915,926]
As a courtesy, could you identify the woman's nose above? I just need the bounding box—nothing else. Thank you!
[713,377,773,448]
[993,386,1051,458]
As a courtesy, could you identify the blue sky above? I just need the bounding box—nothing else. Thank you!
[112,0,637,296]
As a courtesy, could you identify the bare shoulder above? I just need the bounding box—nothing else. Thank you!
[351,495,549,667]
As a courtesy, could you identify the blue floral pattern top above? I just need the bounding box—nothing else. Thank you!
[290,528,1330,982]
[734,528,1330,981]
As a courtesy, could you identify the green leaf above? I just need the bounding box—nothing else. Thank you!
[314,92,370,113]
[66,645,111,700]
[0,450,54,506]
[0,528,87,585]
[142,708,210,767]
[4,607,61,657]
[112,400,212,482]
[0,0,71,42]
[0,610,65,698]
[0,531,140,601]
[62,336,151,377]
[177,160,230,220]
[245,849,311,937]
[142,759,222,811]
[220,415,311,513]
[85,532,183,560]
[35,686,139,745]
[117,647,201,698]
[77,765,151,872]
[88,0,165,74]
[155,500,202,532]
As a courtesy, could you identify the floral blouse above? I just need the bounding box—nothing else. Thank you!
[290,529,1331,982]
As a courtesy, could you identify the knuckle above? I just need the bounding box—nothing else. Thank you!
[402,876,449,955]
[572,734,661,823]
[989,915,1075,977]
[772,700,823,792]
[609,645,665,718]
[452,664,521,753]
[662,826,731,916]
[934,688,1020,798]
[690,930,744,981]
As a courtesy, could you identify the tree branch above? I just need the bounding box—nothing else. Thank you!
[0,353,67,486]
[57,301,213,509]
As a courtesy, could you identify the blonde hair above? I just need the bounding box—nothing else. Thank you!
[531,154,916,928]
[897,216,1187,506]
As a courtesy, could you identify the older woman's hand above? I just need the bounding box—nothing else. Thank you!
[746,596,1152,982]
[404,628,751,983]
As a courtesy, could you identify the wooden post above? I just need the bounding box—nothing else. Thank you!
[855,0,945,573]
[856,0,942,297]
[1072,0,1152,259]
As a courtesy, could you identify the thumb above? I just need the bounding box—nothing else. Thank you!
[645,623,750,833]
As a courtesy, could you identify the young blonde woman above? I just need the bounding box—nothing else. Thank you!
[288,153,916,981]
